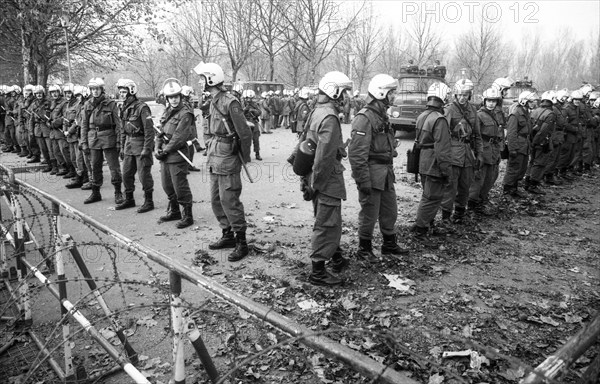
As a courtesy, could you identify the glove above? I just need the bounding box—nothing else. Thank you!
[358,183,372,196]
[476,153,485,169]
[155,150,168,161]
[509,150,518,159]
[140,148,152,158]
[300,177,316,201]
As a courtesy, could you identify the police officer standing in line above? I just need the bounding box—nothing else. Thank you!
[412,83,452,238]
[502,91,537,197]
[18,85,37,160]
[155,79,195,229]
[63,84,87,189]
[115,79,156,213]
[196,63,252,262]
[557,90,583,180]
[81,78,124,205]
[441,79,483,224]
[48,85,72,177]
[301,71,353,287]
[468,87,504,215]
[241,89,262,161]
[32,86,54,172]
[524,91,556,194]
[543,89,568,185]
[181,85,202,172]
[291,88,310,136]
[349,74,409,263]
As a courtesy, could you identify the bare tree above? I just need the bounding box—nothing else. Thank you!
[277,0,364,83]
[206,0,259,81]
[406,14,444,68]
[452,14,508,93]
[280,30,309,87]
[243,53,271,82]
[171,1,219,64]
[128,42,166,98]
[348,3,382,92]
[255,0,289,81]
[376,26,407,77]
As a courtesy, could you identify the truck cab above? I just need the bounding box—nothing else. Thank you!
[502,78,537,115]
[388,64,447,133]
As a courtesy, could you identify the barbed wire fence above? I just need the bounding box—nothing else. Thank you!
[0,164,598,384]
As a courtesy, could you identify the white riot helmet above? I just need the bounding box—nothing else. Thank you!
[163,78,183,97]
[587,91,599,102]
[482,87,501,101]
[62,83,75,93]
[12,85,22,94]
[580,84,594,97]
[261,91,267,98]
[116,78,137,95]
[232,83,243,96]
[570,90,584,100]
[299,88,310,99]
[540,91,555,104]
[244,90,255,98]
[88,77,105,89]
[492,77,514,92]
[73,85,84,96]
[454,78,474,95]
[318,71,353,100]
[48,84,62,95]
[367,74,398,101]
[518,90,538,106]
[181,85,194,97]
[82,86,90,98]
[33,85,45,95]
[194,62,225,88]
[593,98,600,109]
[556,89,569,103]
[427,82,451,103]
[23,84,35,96]
[0,85,6,95]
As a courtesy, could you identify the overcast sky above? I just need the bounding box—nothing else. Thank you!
[372,0,600,43]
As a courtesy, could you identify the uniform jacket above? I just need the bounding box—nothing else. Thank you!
[18,95,34,129]
[31,97,51,137]
[242,99,261,124]
[282,96,292,115]
[477,106,504,165]
[530,106,556,149]
[260,98,271,119]
[49,96,67,139]
[120,96,155,156]
[157,103,194,163]
[493,104,507,127]
[506,103,531,155]
[305,94,346,200]
[0,95,6,120]
[63,97,82,143]
[444,101,483,167]
[349,98,397,190]
[4,95,16,126]
[563,102,581,144]
[81,94,122,150]
[416,104,452,177]
[206,90,252,174]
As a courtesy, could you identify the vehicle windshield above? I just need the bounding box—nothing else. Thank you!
[505,87,536,100]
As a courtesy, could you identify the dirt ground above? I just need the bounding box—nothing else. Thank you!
[1,103,599,384]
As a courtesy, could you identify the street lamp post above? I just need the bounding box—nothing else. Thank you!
[60,14,73,84]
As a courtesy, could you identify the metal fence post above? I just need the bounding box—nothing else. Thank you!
[170,271,186,384]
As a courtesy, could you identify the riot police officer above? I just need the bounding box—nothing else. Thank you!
[115,79,155,213]
[349,74,409,263]
[241,89,262,160]
[196,62,252,261]
[525,91,556,194]
[80,78,124,205]
[155,79,195,228]
[301,71,353,287]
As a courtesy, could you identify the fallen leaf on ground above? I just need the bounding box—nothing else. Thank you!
[298,299,323,311]
[428,373,444,384]
[381,273,416,295]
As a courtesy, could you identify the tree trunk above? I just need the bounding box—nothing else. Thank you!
[21,25,35,84]
[36,59,48,87]
[269,54,275,81]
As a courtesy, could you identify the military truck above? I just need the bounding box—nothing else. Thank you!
[235,80,284,96]
[502,77,537,114]
[388,64,448,133]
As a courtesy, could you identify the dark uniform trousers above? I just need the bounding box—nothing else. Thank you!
[311,194,342,263]
[161,161,192,205]
[558,133,577,170]
[416,175,446,228]
[358,184,397,240]
[469,163,499,204]
[441,163,474,212]
[210,172,246,232]
[91,148,121,187]
[527,147,553,182]
[251,125,260,154]
[123,154,153,194]
[503,153,529,186]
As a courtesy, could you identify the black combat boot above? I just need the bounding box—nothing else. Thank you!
[329,247,349,273]
[381,233,410,255]
[511,183,527,198]
[208,227,236,249]
[453,206,466,224]
[356,238,378,263]
[309,260,343,287]
[137,192,154,213]
[11,145,20,153]
[255,152,262,161]
[84,186,102,204]
[62,164,77,179]
[159,199,182,222]
[115,192,135,210]
[502,184,513,195]
[228,231,249,261]
[176,204,194,229]
[42,159,54,173]
[50,160,59,175]
[18,147,29,157]
[56,164,69,176]
[527,180,546,195]
[65,174,83,189]
[114,185,124,205]
[544,173,560,185]
[523,176,531,191]
[27,155,41,163]
[411,225,429,239]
